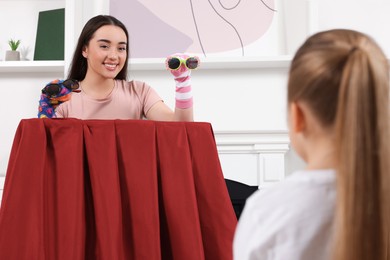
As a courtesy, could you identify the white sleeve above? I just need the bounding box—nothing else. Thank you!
[233,191,275,260]
[233,187,305,260]
[233,178,335,260]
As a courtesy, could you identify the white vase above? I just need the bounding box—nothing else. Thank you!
[5,50,20,61]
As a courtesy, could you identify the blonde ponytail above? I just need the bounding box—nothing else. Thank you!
[288,29,390,260]
[333,42,389,260]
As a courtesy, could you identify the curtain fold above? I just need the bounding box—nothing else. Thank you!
[186,123,237,260]
[156,122,205,260]
[114,120,161,260]
[42,119,86,260]
[0,119,237,260]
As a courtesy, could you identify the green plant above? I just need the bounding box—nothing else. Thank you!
[8,39,21,51]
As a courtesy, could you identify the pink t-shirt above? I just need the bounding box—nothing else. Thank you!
[55,80,162,119]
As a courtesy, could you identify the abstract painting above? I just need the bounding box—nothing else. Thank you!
[110,0,280,58]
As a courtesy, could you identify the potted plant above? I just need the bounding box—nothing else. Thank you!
[5,39,21,61]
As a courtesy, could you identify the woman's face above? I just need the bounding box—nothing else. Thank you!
[82,25,127,80]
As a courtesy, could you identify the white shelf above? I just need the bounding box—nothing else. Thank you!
[128,55,293,71]
[0,60,64,73]
[0,56,293,73]
[1,56,389,73]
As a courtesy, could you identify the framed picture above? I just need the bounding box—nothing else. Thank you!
[109,0,285,59]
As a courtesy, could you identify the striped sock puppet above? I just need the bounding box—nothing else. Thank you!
[165,53,200,109]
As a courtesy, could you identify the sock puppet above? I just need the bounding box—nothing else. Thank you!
[38,79,80,118]
[165,53,200,109]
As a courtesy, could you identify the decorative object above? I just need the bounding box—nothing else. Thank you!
[110,0,279,58]
[5,39,21,61]
[34,8,65,60]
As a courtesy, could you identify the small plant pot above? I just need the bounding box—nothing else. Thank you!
[5,50,20,61]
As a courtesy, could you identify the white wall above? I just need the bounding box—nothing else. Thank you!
[318,0,390,57]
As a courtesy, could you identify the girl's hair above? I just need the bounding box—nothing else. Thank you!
[67,15,129,81]
[288,29,389,260]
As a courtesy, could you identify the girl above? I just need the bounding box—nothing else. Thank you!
[234,29,389,260]
[55,15,194,121]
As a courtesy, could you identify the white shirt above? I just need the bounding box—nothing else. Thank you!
[233,169,336,260]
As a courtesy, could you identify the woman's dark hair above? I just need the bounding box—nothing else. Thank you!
[67,15,129,80]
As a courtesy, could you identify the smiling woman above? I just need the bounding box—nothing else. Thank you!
[52,15,194,122]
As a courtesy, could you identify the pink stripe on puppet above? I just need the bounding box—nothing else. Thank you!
[176,98,193,109]
[176,86,192,93]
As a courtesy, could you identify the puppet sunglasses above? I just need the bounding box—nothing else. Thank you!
[166,56,200,70]
[42,79,79,97]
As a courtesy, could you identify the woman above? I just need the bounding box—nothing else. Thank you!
[55,15,194,121]
[234,29,389,260]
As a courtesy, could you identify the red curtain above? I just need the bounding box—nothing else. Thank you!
[0,119,237,260]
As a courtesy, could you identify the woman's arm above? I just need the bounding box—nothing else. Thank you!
[146,101,193,121]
